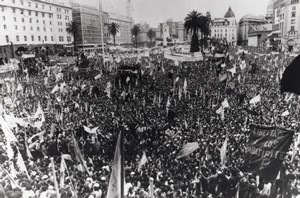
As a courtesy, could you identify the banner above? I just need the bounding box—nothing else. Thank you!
[243,124,294,181]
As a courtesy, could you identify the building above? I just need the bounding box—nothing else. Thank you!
[157,19,188,43]
[71,2,105,52]
[0,0,73,59]
[272,0,300,51]
[248,24,272,47]
[211,7,238,45]
[108,12,133,45]
[238,14,267,45]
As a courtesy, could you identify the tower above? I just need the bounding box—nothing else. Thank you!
[126,0,132,18]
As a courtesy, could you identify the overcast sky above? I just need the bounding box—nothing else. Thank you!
[79,0,271,27]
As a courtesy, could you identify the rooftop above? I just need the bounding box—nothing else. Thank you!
[224,7,235,18]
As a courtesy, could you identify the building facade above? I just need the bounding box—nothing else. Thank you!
[272,0,300,51]
[238,15,267,46]
[0,0,73,59]
[108,12,133,45]
[248,24,272,47]
[211,7,238,45]
[157,19,188,43]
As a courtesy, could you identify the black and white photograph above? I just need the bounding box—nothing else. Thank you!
[0,0,300,197]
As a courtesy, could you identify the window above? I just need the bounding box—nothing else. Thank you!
[50,28,53,32]
[291,19,296,24]
[38,36,41,41]
[29,18,32,23]
[51,36,54,41]
[50,21,52,25]
[36,19,39,23]
[42,13,44,17]
[35,12,38,16]
[24,35,27,41]
[49,14,52,18]
[1,7,4,12]
[292,12,296,17]
[31,35,34,41]
[28,11,31,15]
[12,0,15,3]
[28,2,31,7]
[20,0,23,5]
[6,35,9,43]
[292,6,296,11]
[16,35,19,42]
[37,27,40,31]
[42,4,44,9]
[2,16,5,20]
[12,8,16,13]
[3,24,7,29]
[30,26,33,31]
[291,26,295,31]
[44,36,47,41]
[43,20,45,24]
[20,9,23,14]
[13,17,16,22]
[23,26,25,30]
[49,6,51,11]
[22,18,24,22]
[15,25,18,30]
[43,27,46,31]
[35,3,38,8]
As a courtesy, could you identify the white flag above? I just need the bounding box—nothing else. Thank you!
[220,137,228,167]
[249,95,261,104]
[281,110,289,117]
[222,98,230,108]
[177,142,199,159]
[138,152,148,172]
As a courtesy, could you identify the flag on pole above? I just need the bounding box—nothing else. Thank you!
[177,142,199,159]
[220,137,228,167]
[107,132,123,198]
[138,152,148,172]
[17,150,30,179]
[222,98,230,108]
[105,82,112,98]
[183,78,187,96]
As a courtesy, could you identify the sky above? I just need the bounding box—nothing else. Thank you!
[78,0,271,27]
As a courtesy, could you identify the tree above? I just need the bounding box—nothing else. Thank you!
[199,15,210,52]
[66,21,79,51]
[107,22,120,47]
[147,29,156,47]
[184,10,203,53]
[131,25,140,48]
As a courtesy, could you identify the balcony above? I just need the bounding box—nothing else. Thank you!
[286,31,298,38]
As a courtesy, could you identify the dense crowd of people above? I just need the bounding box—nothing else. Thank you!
[0,43,299,198]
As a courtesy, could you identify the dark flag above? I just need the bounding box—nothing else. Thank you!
[243,124,294,182]
[281,54,300,94]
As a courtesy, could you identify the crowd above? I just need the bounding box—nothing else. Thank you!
[0,42,300,198]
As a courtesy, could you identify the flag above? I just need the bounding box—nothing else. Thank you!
[280,54,300,94]
[83,126,98,134]
[72,134,92,176]
[0,115,18,142]
[281,110,289,117]
[205,146,210,161]
[51,85,60,94]
[220,137,228,167]
[105,82,112,98]
[177,142,199,159]
[138,152,148,172]
[219,74,227,82]
[94,73,102,80]
[228,67,236,76]
[107,131,123,198]
[249,95,261,104]
[243,124,294,182]
[183,78,187,95]
[34,102,45,122]
[216,106,225,120]
[222,98,230,108]
[60,155,67,188]
[16,83,23,91]
[17,150,30,179]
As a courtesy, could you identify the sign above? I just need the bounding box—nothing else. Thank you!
[243,124,294,181]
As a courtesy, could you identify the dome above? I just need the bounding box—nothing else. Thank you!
[224,7,235,18]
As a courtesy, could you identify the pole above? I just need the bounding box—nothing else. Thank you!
[99,0,105,56]
[149,177,154,198]
[50,157,60,198]
[120,129,124,198]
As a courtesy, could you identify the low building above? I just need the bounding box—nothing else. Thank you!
[248,24,272,47]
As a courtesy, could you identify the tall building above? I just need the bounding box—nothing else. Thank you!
[0,0,73,59]
[211,7,238,45]
[238,15,267,45]
[272,0,300,51]
[71,2,105,52]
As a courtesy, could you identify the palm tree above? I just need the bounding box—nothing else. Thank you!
[147,29,156,47]
[184,10,202,54]
[131,25,140,48]
[66,21,79,51]
[199,15,210,53]
[184,11,210,54]
[107,22,120,47]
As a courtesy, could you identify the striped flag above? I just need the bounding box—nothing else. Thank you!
[177,142,199,159]
[138,152,148,172]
